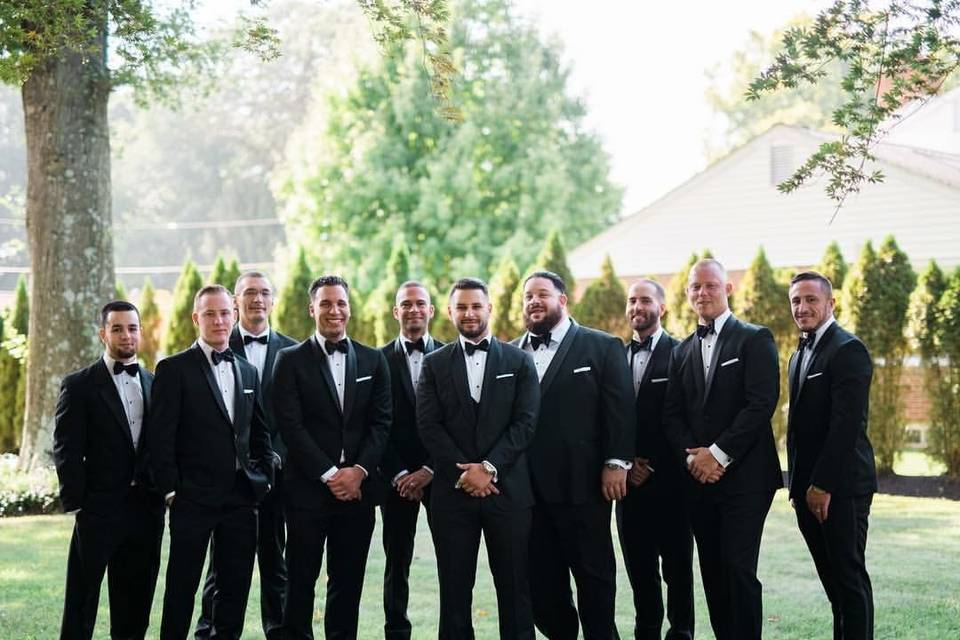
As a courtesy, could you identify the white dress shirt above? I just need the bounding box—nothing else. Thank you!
[102,353,144,452]
[400,332,429,392]
[197,339,235,423]
[315,333,367,483]
[239,324,270,380]
[460,333,491,403]
[628,327,664,395]
[695,309,734,469]
[800,316,835,380]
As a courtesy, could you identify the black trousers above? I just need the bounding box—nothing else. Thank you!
[796,493,874,640]
[195,469,287,639]
[60,489,164,640]
[282,501,375,640]
[431,499,534,640]
[380,486,432,639]
[616,476,694,640]
[159,474,258,640]
[530,501,620,640]
[688,488,774,640]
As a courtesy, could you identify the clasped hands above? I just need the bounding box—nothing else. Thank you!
[455,463,499,497]
[685,447,725,484]
[327,466,365,501]
[396,468,433,501]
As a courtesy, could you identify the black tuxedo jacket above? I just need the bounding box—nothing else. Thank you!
[229,326,297,461]
[379,335,444,479]
[629,331,683,480]
[53,359,156,513]
[147,343,275,507]
[417,338,540,510]
[787,322,876,501]
[273,336,392,509]
[513,321,635,505]
[663,315,783,496]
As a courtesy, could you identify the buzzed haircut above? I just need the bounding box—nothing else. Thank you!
[396,280,431,301]
[193,284,232,311]
[524,270,567,295]
[100,300,140,327]
[234,270,271,294]
[790,270,834,297]
[631,278,666,303]
[448,277,488,299]
[309,275,350,300]
[690,258,728,281]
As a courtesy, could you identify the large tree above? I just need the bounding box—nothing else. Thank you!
[278,0,622,295]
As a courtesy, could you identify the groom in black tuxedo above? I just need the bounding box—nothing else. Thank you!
[417,277,540,639]
[148,285,277,640]
[787,271,876,640]
[662,259,782,640]
[515,271,635,640]
[274,275,392,640]
[54,300,164,640]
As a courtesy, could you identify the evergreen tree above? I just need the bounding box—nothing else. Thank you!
[818,241,848,317]
[208,254,230,288]
[366,240,412,347]
[224,258,242,293]
[934,268,960,476]
[665,252,701,337]
[737,247,793,446]
[11,275,28,337]
[574,256,630,339]
[510,230,576,334]
[489,257,521,340]
[114,281,127,301]
[0,333,27,452]
[349,288,376,346]
[163,260,203,355]
[139,279,162,371]
[274,246,315,341]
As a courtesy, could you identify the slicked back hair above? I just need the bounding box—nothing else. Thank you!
[100,300,140,327]
[309,275,350,300]
[193,285,232,312]
[523,270,566,295]
[448,277,488,299]
[790,270,833,297]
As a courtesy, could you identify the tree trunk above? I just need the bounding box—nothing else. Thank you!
[18,33,114,469]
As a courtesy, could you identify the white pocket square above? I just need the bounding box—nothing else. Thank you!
[573,366,591,374]
[243,389,254,394]
[806,372,823,380]
[720,358,739,367]
[650,377,669,384]
[496,373,514,380]
[356,375,372,383]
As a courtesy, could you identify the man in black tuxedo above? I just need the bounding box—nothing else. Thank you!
[662,258,782,640]
[616,279,694,640]
[379,280,443,639]
[195,271,296,640]
[274,275,392,640]
[514,271,635,640]
[148,285,277,640]
[417,277,540,639]
[787,271,876,640]
[53,300,164,640]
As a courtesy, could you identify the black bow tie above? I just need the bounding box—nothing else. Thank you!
[211,349,234,365]
[696,321,715,339]
[113,361,140,377]
[324,339,348,355]
[529,333,551,351]
[243,334,269,346]
[630,336,653,354]
[404,337,425,354]
[798,334,816,351]
[464,339,489,356]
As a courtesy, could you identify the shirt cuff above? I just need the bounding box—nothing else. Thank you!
[67,508,81,515]
[685,453,695,467]
[709,443,733,468]
[422,465,434,475]
[392,469,410,486]
[354,464,369,478]
[481,460,498,483]
[164,491,176,503]
[604,458,633,470]
[320,466,338,482]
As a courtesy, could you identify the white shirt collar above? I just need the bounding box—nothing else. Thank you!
[315,331,348,349]
[239,323,270,339]
[103,352,137,371]
[806,316,836,348]
[197,338,231,364]
[526,314,571,347]
[459,332,492,350]
[399,331,430,345]
[705,308,733,336]
[633,325,664,349]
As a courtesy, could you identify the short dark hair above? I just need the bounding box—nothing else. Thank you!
[790,271,833,296]
[448,277,488,299]
[523,270,566,295]
[396,280,431,302]
[100,300,139,327]
[234,270,271,294]
[630,278,666,303]
[309,275,350,300]
[193,284,232,311]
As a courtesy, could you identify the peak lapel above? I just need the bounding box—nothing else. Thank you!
[393,339,417,407]
[703,317,734,401]
[540,321,580,395]
[342,340,359,425]
[310,336,342,414]
[194,345,233,426]
[449,342,476,422]
[475,338,501,430]
[94,360,135,450]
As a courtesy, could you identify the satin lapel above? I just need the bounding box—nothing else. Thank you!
[475,338,501,432]
[310,336,342,414]
[788,350,800,405]
[394,339,416,407]
[342,340,359,426]
[140,370,152,416]
[641,335,672,387]
[797,322,838,398]
[689,335,706,402]
[540,321,580,395]
[703,317,734,401]
[94,361,135,450]
[230,358,244,433]
[194,345,232,426]
[229,327,245,359]
[263,331,281,385]
[449,342,476,422]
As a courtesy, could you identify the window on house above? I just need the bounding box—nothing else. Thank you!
[770,145,794,186]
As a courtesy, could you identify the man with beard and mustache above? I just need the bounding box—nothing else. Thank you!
[514,271,635,640]
[417,277,540,639]
[54,300,164,640]
[616,279,694,640]
[378,281,443,639]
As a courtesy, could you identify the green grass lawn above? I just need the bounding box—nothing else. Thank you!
[1,491,958,639]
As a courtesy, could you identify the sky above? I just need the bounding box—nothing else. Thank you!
[511,0,834,214]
